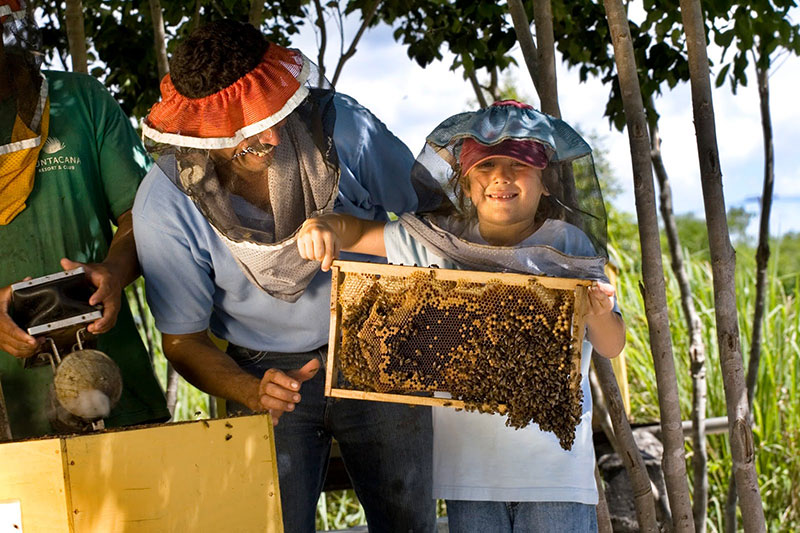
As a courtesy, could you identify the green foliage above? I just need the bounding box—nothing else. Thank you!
[382,0,517,79]
[551,0,690,132]
[36,0,308,119]
[710,0,800,92]
[771,231,800,293]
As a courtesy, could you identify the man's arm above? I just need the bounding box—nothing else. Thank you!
[297,214,387,271]
[162,331,319,425]
[61,208,139,335]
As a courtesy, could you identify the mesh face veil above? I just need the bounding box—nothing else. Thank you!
[0,0,49,224]
[142,43,339,302]
[1,0,45,150]
[405,100,609,280]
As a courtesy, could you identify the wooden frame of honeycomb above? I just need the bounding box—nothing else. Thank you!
[325,260,593,449]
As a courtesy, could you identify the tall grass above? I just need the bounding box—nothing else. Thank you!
[613,240,800,532]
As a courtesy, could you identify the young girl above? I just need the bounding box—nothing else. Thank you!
[297,100,625,532]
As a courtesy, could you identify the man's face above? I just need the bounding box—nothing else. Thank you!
[209,119,286,177]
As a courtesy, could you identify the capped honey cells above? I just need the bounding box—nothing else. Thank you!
[331,265,589,451]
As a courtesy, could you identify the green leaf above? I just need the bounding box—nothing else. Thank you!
[715,63,730,88]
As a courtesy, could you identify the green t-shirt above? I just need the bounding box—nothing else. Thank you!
[0,71,169,438]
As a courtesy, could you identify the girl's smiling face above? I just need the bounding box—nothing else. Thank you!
[464,156,549,245]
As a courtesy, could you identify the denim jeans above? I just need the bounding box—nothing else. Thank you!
[446,500,597,533]
[227,345,435,533]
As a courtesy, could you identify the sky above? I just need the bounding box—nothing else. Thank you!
[289,13,800,239]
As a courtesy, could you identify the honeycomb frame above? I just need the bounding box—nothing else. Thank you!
[325,260,593,448]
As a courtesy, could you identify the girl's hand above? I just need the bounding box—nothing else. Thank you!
[296,217,341,271]
[587,281,616,317]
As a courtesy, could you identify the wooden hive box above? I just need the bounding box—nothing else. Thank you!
[0,414,282,532]
[325,260,593,449]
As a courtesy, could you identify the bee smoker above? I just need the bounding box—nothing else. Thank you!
[10,268,122,432]
[10,267,102,366]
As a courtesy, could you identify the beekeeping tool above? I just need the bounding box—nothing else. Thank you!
[10,267,102,368]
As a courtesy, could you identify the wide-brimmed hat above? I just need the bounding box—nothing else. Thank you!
[142,44,309,150]
[409,100,608,258]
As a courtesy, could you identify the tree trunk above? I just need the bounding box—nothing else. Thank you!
[648,107,709,533]
[148,0,169,80]
[593,354,661,532]
[507,0,541,102]
[602,1,695,530]
[166,363,180,417]
[595,463,613,533]
[747,56,774,426]
[312,0,328,84]
[65,0,88,73]
[128,282,156,361]
[725,46,775,533]
[249,0,264,27]
[678,1,766,531]
[0,381,12,441]
[532,0,559,117]
[466,63,489,108]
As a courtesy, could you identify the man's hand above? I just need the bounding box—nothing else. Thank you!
[258,358,321,425]
[60,257,122,335]
[0,280,43,357]
[297,217,342,272]
[586,281,616,317]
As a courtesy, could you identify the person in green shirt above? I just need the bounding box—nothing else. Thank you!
[0,3,169,437]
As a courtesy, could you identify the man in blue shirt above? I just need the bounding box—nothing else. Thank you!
[133,19,434,532]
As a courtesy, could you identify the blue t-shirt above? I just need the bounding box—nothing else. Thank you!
[133,93,417,352]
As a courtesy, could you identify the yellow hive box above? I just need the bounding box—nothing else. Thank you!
[0,414,282,532]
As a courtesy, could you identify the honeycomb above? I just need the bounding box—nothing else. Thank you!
[333,265,588,450]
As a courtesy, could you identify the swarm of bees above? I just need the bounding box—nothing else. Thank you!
[336,270,585,450]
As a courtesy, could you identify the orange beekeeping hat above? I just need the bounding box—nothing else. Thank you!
[142,44,309,149]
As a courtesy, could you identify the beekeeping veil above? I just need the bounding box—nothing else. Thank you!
[404,100,608,280]
[0,0,49,225]
[142,43,339,302]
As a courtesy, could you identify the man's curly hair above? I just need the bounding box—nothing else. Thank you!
[170,19,269,98]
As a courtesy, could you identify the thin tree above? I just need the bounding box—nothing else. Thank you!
[710,5,800,528]
[148,0,169,80]
[531,0,558,116]
[248,0,263,27]
[507,0,541,101]
[647,100,709,532]
[330,0,379,86]
[678,0,766,530]
[593,353,661,532]
[64,0,88,72]
[145,0,180,416]
[603,0,695,529]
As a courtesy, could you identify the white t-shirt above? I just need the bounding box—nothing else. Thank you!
[383,218,613,503]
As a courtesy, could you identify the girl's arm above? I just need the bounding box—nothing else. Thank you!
[585,282,626,358]
[296,214,387,271]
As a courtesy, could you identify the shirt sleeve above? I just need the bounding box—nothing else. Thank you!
[384,220,455,269]
[332,93,418,217]
[132,169,216,335]
[82,75,152,221]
